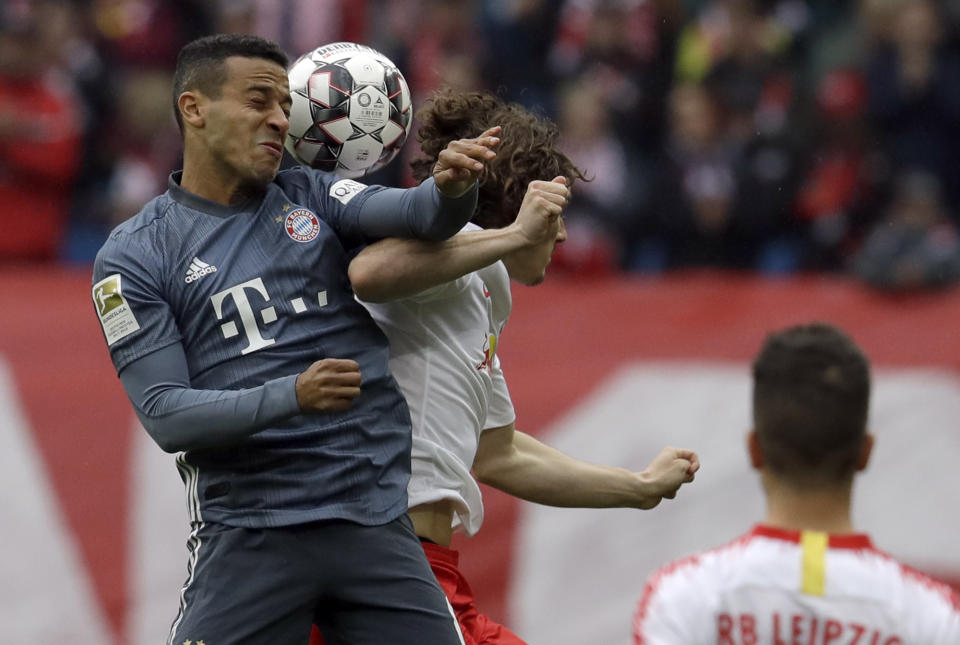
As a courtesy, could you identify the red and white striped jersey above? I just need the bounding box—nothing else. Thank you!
[634,525,960,645]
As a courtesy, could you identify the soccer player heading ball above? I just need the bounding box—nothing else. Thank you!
[309,87,700,644]
[91,33,503,644]
[634,322,960,644]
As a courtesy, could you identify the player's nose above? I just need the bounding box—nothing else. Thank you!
[267,103,290,135]
[556,217,567,243]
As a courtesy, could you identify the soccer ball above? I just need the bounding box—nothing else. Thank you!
[285,42,413,177]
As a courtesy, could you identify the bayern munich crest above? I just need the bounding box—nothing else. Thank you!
[285,208,320,243]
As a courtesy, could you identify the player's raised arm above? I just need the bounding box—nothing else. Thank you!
[432,126,501,197]
[349,128,500,242]
[350,177,569,302]
[471,423,699,510]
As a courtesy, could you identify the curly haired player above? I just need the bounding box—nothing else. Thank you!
[309,88,699,645]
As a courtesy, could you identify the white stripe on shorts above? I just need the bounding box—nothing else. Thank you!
[445,597,466,645]
[166,523,203,645]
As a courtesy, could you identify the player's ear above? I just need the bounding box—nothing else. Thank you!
[747,430,764,469]
[179,91,205,129]
[856,433,874,472]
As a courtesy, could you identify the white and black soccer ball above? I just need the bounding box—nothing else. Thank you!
[285,42,413,177]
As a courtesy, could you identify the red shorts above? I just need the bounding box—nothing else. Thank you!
[422,541,528,645]
[310,541,527,645]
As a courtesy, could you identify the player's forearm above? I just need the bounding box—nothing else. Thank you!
[474,431,652,508]
[120,344,301,453]
[356,177,478,241]
[350,226,527,302]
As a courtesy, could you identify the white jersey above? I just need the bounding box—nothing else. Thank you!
[634,525,960,645]
[359,223,516,536]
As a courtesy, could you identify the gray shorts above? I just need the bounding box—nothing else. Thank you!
[167,514,464,645]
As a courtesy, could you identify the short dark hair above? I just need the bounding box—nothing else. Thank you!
[411,88,588,229]
[752,322,871,486]
[172,34,289,132]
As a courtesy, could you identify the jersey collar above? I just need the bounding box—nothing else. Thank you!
[167,171,261,219]
[750,524,874,550]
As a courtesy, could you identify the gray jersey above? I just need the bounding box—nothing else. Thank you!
[92,167,456,528]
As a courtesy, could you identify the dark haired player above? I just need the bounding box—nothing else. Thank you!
[308,89,700,645]
[91,34,499,645]
[633,322,960,644]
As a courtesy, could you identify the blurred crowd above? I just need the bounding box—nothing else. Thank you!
[3,0,960,291]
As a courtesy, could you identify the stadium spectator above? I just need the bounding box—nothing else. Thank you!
[865,0,960,212]
[554,75,640,274]
[214,0,369,59]
[26,0,960,277]
[646,82,741,269]
[633,322,960,644]
[65,0,214,262]
[801,0,892,91]
[91,0,213,69]
[548,0,674,147]
[794,68,882,270]
[0,2,82,262]
[398,0,483,98]
[725,72,804,274]
[101,70,182,230]
[478,0,563,112]
[91,33,498,644]
[852,169,960,291]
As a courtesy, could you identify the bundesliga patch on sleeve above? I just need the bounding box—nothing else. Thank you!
[92,274,141,346]
[330,178,367,205]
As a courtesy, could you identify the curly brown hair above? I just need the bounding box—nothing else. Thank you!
[411,88,588,229]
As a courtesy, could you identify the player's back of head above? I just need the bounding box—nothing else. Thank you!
[752,322,871,487]
[172,33,289,133]
[411,87,587,229]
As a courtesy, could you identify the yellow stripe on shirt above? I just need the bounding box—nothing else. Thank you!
[800,530,828,595]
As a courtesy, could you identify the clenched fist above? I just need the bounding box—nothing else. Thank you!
[511,176,570,246]
[295,358,362,413]
[634,446,700,509]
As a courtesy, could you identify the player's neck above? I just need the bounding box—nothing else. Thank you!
[180,149,248,206]
[761,472,857,535]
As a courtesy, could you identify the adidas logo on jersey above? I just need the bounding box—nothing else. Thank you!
[184,257,218,283]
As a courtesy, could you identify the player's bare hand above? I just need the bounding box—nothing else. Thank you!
[511,176,570,246]
[635,446,700,509]
[295,358,362,413]
[433,126,500,198]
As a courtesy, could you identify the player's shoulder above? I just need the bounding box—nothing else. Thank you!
[864,549,960,641]
[95,193,175,264]
[112,193,174,235]
[634,533,755,643]
[865,546,960,613]
[643,531,757,596]
[275,166,372,206]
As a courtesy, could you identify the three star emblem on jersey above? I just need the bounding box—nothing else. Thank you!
[285,208,321,243]
[184,257,218,283]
